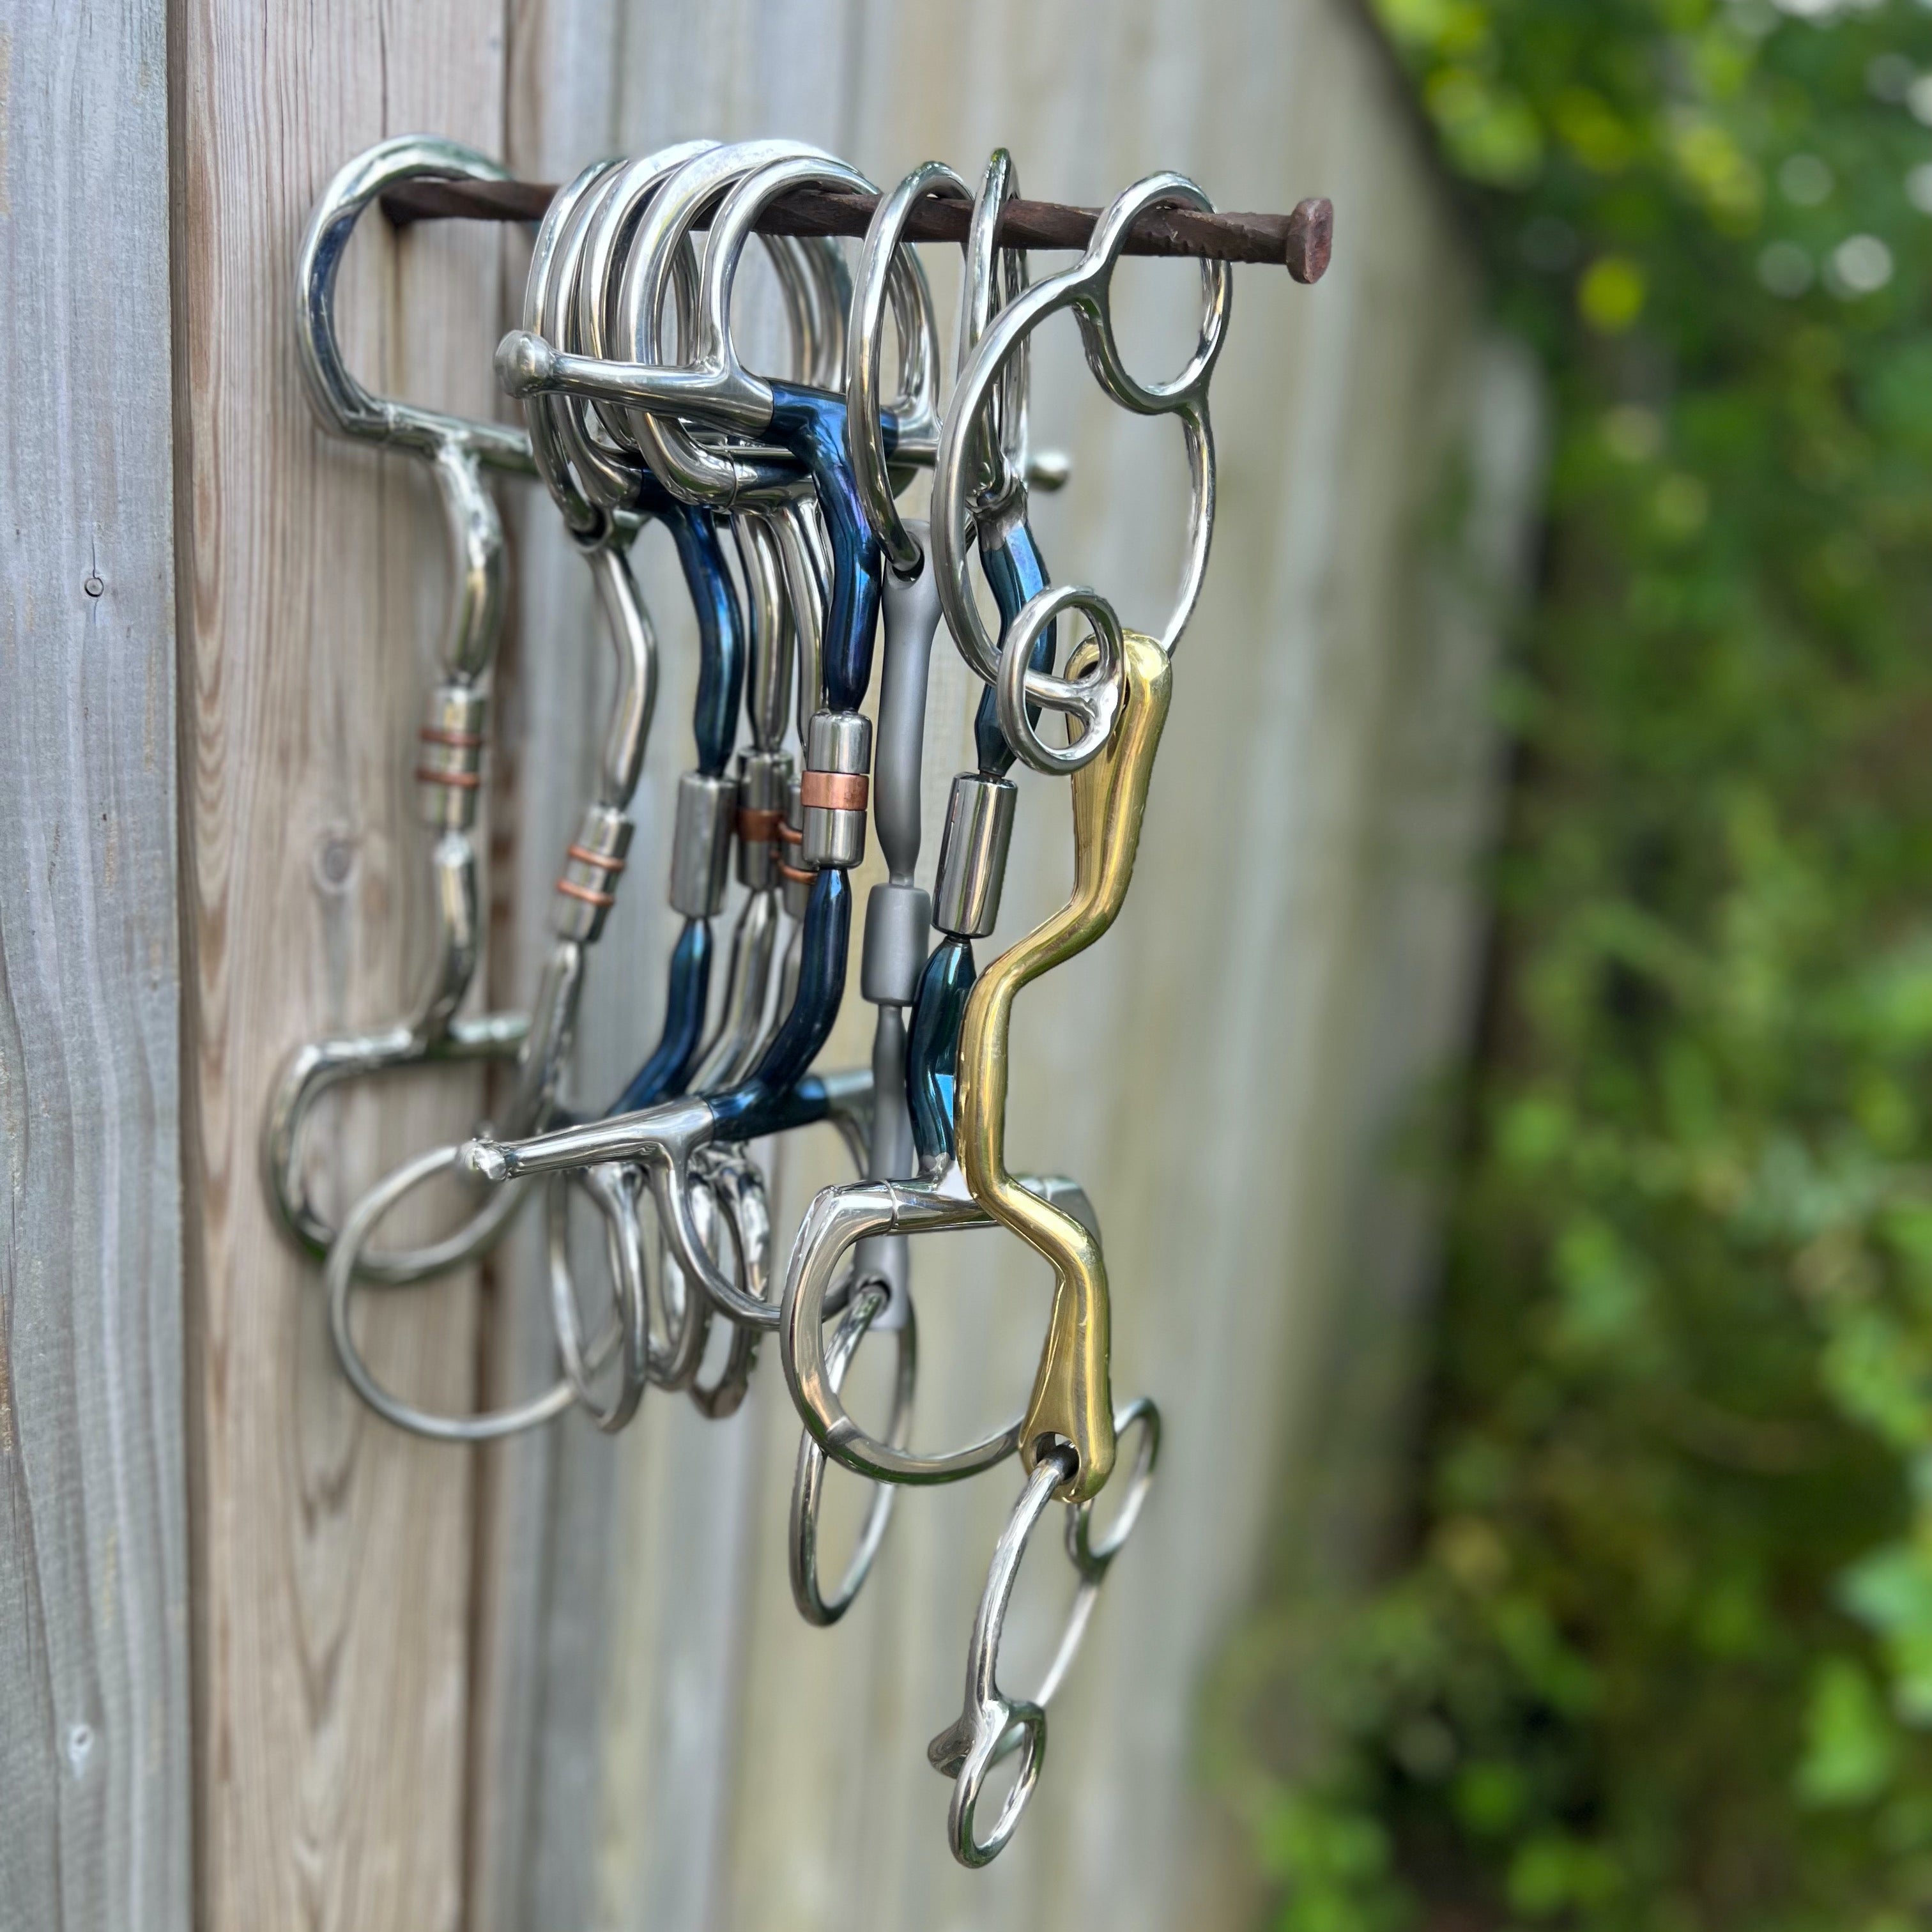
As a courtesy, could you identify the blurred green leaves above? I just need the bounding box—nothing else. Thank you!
[1229,1,1932,1927]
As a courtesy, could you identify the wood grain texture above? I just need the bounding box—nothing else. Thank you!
[0,6,191,1930]
[459,4,1544,1931]
[171,3,509,1926]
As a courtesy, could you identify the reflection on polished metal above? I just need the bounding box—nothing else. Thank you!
[778,1167,1100,1485]
[933,172,1227,773]
[280,112,1315,1874]
[788,1281,917,1625]
[326,1147,581,1443]
[956,625,1173,1502]
[265,136,534,1283]
[926,1399,1161,1864]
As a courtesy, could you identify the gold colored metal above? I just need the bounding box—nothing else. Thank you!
[954,631,1172,1502]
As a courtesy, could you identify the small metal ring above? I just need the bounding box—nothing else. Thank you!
[994,583,1125,776]
[686,1147,770,1416]
[1071,174,1231,416]
[327,1145,584,1442]
[958,151,1032,512]
[789,1280,917,1625]
[658,1149,755,1390]
[926,1448,1071,1867]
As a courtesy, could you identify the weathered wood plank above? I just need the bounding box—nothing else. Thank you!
[171,3,509,1925]
[0,4,191,1930]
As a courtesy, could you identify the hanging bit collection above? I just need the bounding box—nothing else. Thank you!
[267,133,1328,1868]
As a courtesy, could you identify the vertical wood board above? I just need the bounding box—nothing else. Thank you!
[0,4,192,1931]
[171,3,509,1926]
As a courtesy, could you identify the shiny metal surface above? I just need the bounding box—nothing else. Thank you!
[924,1448,1064,1867]
[668,772,735,917]
[847,165,967,575]
[326,1146,577,1443]
[788,1282,915,1624]
[956,629,1174,1500]
[266,137,536,1280]
[933,172,1230,705]
[545,1164,649,1432]
[778,1164,1100,1485]
[931,774,1016,939]
[925,1397,1160,1867]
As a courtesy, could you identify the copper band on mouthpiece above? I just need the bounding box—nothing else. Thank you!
[416,685,488,831]
[553,803,632,940]
[800,770,870,813]
[566,843,625,873]
[736,806,784,842]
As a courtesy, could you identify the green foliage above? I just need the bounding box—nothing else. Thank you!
[1233,2,1932,1926]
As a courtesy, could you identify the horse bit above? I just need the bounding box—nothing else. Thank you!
[269,130,1267,1868]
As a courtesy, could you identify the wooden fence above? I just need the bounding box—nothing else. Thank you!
[0,3,1541,1928]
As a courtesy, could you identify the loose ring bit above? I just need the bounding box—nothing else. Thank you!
[932,172,1231,686]
[327,1146,586,1443]
[789,1279,917,1625]
[847,162,968,575]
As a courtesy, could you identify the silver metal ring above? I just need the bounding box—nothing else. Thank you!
[925,1448,1069,1867]
[780,1176,1023,1486]
[658,1148,754,1392]
[613,139,845,504]
[788,1280,917,1624]
[933,172,1230,678]
[327,1145,585,1442]
[994,583,1125,776]
[847,162,967,574]
[956,150,1032,514]
[926,1397,1160,1866]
